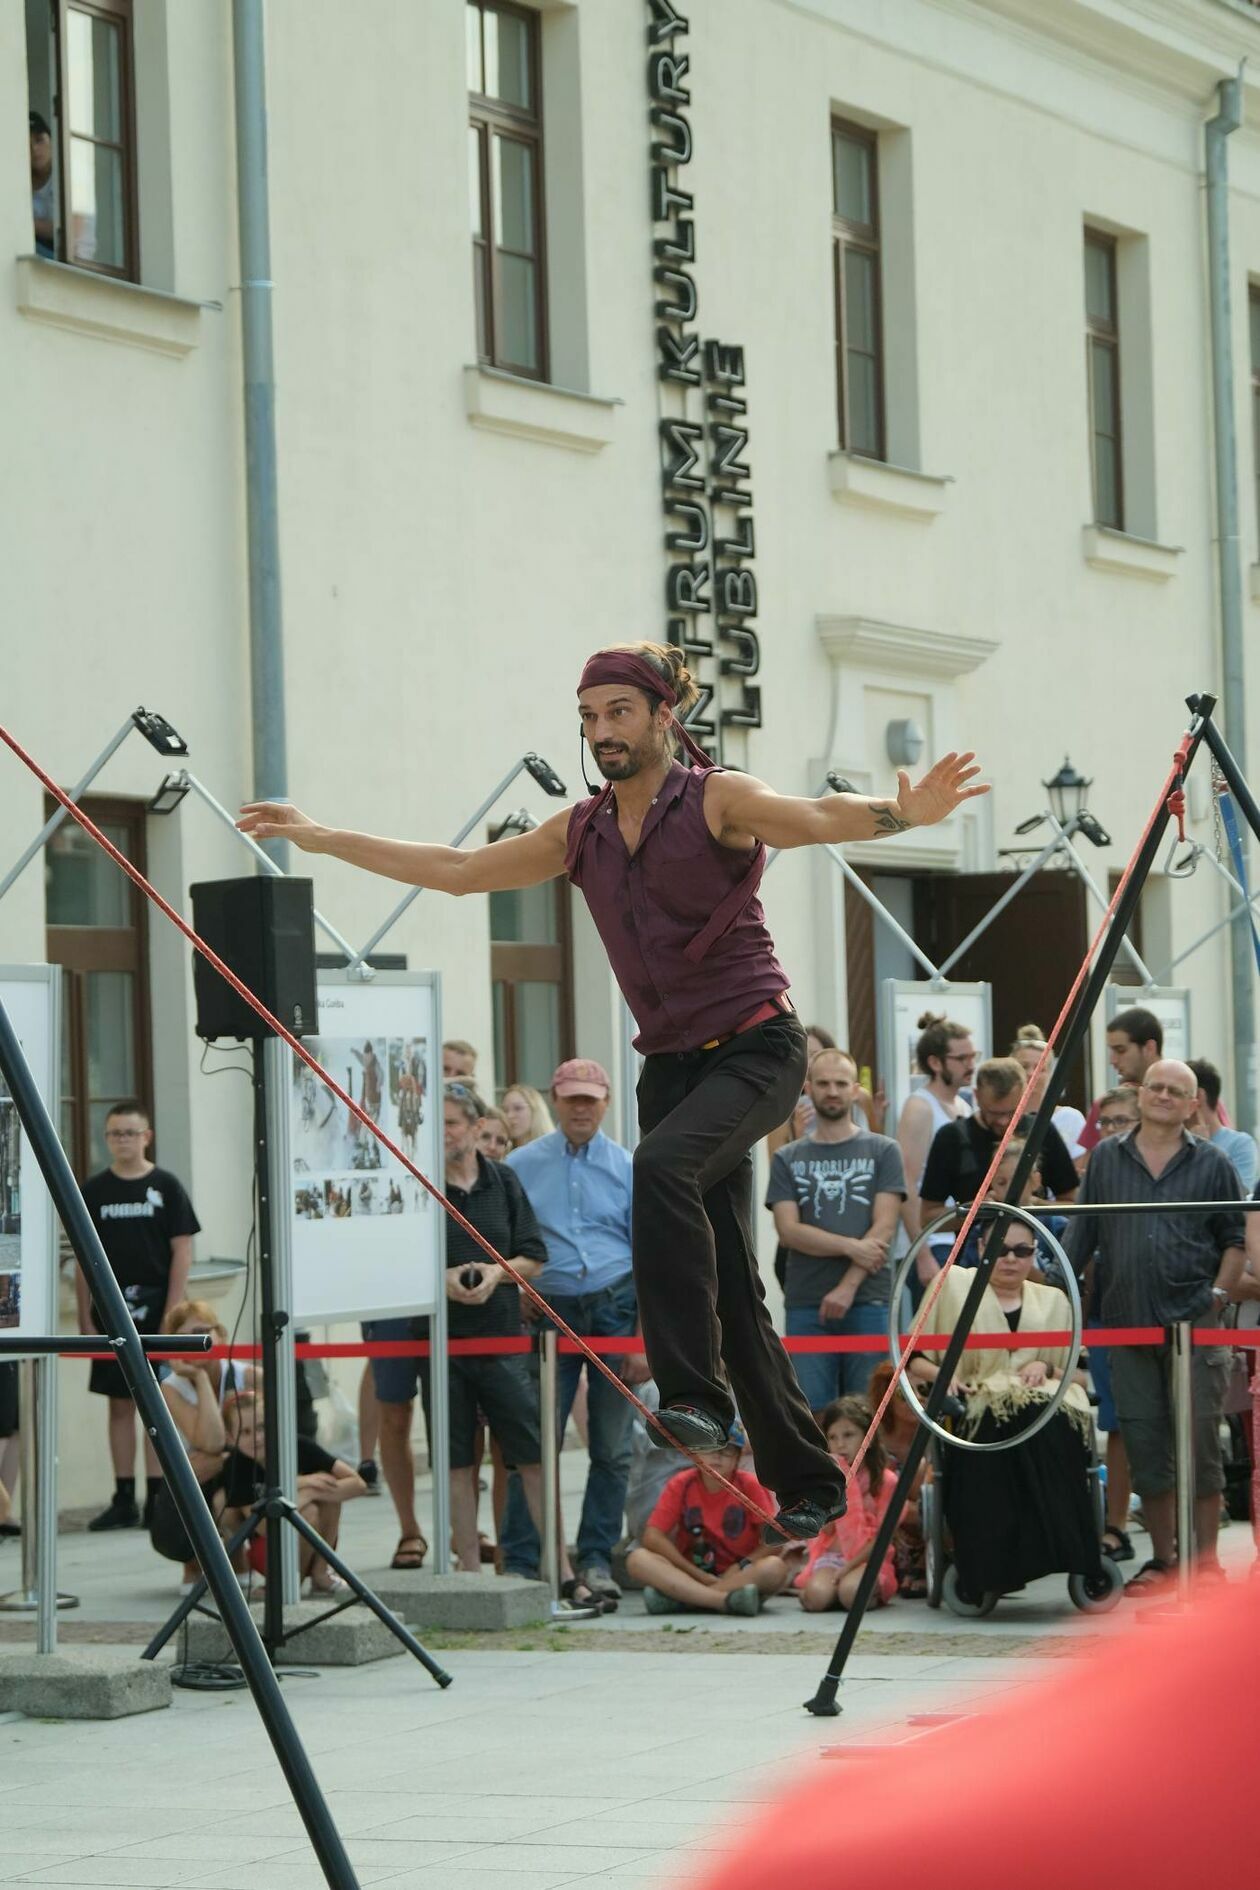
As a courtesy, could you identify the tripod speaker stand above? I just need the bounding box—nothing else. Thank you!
[143,878,449,1677]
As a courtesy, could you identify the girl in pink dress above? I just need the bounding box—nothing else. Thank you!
[798,1398,902,1611]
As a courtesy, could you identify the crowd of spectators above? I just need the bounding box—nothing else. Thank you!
[60,1007,1260,1617]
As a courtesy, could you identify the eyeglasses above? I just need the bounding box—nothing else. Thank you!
[1099,1114,1137,1130]
[997,1243,1036,1260]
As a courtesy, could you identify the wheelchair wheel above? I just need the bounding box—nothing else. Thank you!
[942,1563,998,1618]
[1068,1557,1124,1614]
[921,1483,944,1609]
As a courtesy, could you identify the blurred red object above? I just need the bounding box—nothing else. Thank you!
[691,1575,1257,1890]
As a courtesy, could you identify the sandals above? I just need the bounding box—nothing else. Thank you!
[560,1576,612,1614]
[1125,1557,1176,1596]
[1101,1527,1134,1563]
[390,1534,428,1571]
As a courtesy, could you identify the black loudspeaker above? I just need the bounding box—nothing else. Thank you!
[191,877,318,1041]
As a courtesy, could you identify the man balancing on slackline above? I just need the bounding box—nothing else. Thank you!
[239,642,987,1539]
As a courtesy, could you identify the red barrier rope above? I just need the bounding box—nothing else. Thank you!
[0,723,785,1537]
[846,742,1191,1487]
[69,1326,1260,1363]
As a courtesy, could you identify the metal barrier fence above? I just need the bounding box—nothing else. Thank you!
[17,1321,1260,1619]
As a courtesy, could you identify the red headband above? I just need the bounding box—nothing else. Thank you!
[577,651,712,768]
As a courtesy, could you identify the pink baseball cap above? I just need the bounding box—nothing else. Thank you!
[552,1057,611,1099]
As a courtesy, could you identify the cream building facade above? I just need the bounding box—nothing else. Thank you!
[5,0,1260,1503]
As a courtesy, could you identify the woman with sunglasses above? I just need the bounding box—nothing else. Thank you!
[922,1213,1101,1606]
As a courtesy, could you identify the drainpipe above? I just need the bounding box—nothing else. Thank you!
[1206,70,1257,1131]
[232,0,289,867]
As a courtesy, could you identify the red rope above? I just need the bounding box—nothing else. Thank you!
[0,722,786,1538]
[845,741,1192,1488]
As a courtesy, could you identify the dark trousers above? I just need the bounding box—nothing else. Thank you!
[633,1011,839,1503]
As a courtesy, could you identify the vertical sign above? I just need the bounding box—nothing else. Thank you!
[0,967,59,1344]
[649,1,761,758]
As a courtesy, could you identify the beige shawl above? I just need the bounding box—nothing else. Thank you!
[922,1270,1092,1437]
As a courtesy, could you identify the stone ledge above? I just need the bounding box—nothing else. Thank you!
[0,1646,170,1719]
[816,613,998,679]
[366,1569,550,1630]
[182,1599,407,1667]
[463,364,620,453]
[15,255,206,357]
[827,451,951,520]
[1081,524,1182,582]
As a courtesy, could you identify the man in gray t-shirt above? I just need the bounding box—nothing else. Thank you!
[766,1048,906,1406]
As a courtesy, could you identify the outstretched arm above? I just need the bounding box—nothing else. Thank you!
[708,754,988,852]
[237,801,572,895]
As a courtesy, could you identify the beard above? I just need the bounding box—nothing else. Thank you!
[813,1099,851,1122]
[593,736,658,780]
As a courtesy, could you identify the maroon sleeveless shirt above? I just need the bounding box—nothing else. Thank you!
[564,762,790,1055]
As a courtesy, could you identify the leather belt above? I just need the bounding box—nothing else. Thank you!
[698,993,795,1053]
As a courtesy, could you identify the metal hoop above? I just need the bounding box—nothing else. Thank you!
[887,1204,1083,1454]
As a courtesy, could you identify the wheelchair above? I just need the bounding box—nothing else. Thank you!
[919,1410,1124,1617]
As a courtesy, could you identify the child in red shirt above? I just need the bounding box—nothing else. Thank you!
[798,1397,901,1612]
[626,1423,805,1616]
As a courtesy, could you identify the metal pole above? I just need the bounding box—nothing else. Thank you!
[232,0,289,871]
[0,718,133,903]
[1205,73,1257,1135]
[345,760,528,974]
[181,773,361,965]
[35,1357,63,1649]
[1044,814,1156,984]
[0,1361,41,1617]
[804,698,1213,1715]
[823,845,943,981]
[539,1329,560,1606]
[0,998,360,1890]
[937,821,1076,977]
[1171,1321,1195,1601]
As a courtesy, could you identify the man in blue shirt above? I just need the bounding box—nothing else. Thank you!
[500,1057,636,1605]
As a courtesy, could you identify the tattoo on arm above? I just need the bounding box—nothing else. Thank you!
[868,801,911,838]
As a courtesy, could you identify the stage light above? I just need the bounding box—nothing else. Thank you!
[1077,810,1113,849]
[131,708,189,757]
[523,754,567,797]
[490,809,537,841]
[148,771,191,816]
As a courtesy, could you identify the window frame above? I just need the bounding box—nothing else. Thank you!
[831,116,886,462]
[467,0,549,383]
[1084,228,1124,531]
[50,0,140,282]
[45,794,153,1177]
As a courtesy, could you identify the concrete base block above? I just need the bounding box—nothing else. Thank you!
[183,1600,407,1667]
[0,1646,171,1720]
[366,1569,550,1630]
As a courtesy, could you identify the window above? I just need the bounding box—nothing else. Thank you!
[45,797,152,1177]
[25,0,138,279]
[1250,286,1260,546]
[467,1,548,380]
[1085,230,1123,530]
[832,119,884,459]
[489,881,573,1093]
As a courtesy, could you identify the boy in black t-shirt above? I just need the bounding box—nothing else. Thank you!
[78,1100,200,1533]
[221,1394,365,1594]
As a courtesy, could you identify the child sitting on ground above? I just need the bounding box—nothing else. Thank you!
[220,1392,366,1595]
[625,1422,805,1617]
[798,1397,902,1613]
